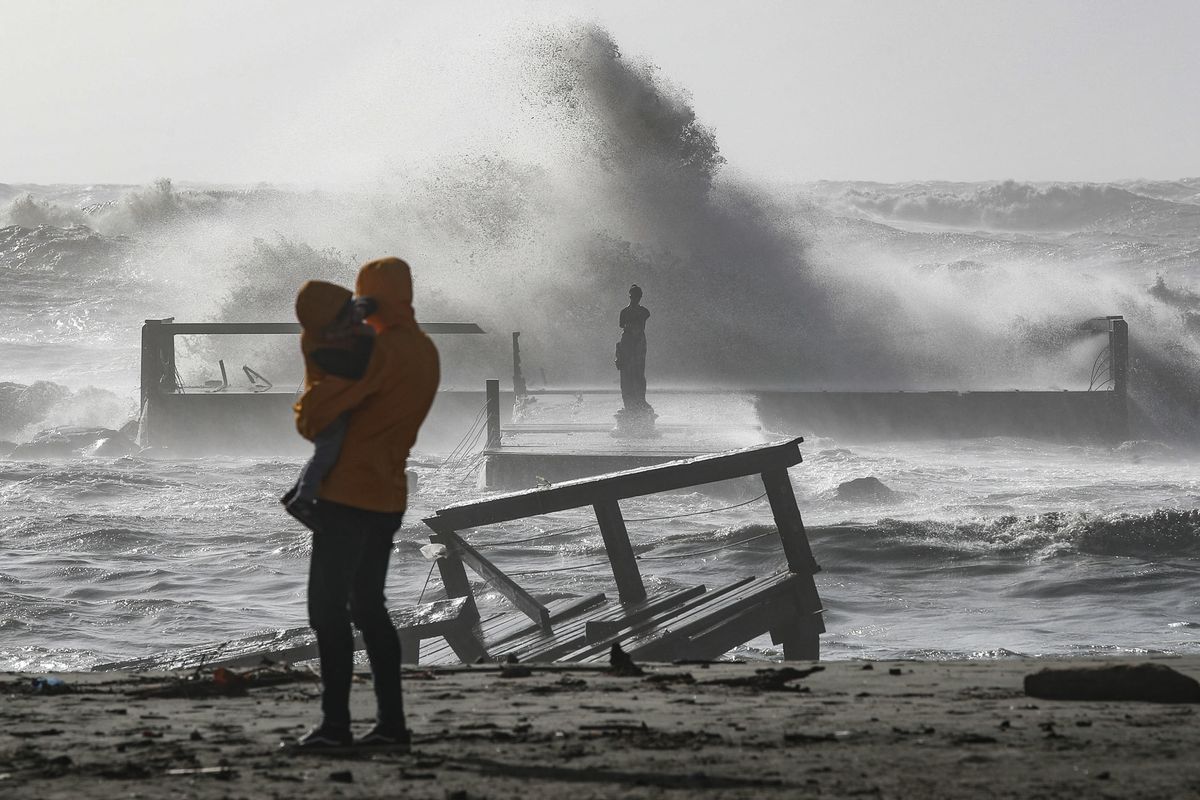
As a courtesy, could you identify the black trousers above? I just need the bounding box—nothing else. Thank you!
[307,500,406,730]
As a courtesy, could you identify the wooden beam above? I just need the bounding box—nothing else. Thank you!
[429,525,553,631]
[443,628,490,663]
[147,321,485,336]
[761,466,820,575]
[770,614,822,661]
[432,539,474,600]
[485,379,501,448]
[592,499,646,604]
[583,585,706,643]
[625,574,800,662]
[399,635,420,665]
[429,438,804,530]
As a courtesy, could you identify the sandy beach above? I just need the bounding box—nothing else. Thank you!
[3,656,1199,799]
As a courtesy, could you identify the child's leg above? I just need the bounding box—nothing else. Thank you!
[293,413,350,502]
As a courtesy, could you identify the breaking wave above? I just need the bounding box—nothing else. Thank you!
[812,509,1200,561]
[2,24,1200,436]
[808,179,1200,233]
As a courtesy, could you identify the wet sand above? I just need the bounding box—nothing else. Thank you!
[3,656,1199,799]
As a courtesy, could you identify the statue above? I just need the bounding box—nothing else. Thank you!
[613,284,657,437]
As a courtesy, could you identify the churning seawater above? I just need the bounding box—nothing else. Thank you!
[2,431,1199,670]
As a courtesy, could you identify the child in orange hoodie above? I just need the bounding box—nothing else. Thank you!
[282,280,376,530]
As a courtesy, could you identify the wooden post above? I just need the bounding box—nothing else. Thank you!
[430,536,473,601]
[770,579,824,660]
[512,332,527,396]
[1109,317,1129,440]
[139,318,177,409]
[425,531,490,663]
[771,619,821,660]
[761,467,820,575]
[593,499,646,603]
[140,320,161,411]
[399,635,420,664]
[1109,317,1129,397]
[485,379,501,449]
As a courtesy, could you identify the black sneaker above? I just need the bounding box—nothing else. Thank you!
[356,725,411,752]
[283,725,353,754]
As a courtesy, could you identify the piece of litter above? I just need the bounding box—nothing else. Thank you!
[166,766,236,778]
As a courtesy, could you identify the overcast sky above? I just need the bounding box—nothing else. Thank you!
[3,0,1197,185]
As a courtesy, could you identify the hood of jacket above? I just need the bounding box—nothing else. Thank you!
[355,257,416,333]
[295,280,353,333]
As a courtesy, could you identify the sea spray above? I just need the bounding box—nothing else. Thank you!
[2,24,1200,436]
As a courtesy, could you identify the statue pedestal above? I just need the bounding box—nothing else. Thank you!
[611,407,659,439]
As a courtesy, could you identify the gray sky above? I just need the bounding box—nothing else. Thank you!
[3,0,1197,185]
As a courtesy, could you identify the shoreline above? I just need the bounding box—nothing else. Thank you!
[4,655,1199,798]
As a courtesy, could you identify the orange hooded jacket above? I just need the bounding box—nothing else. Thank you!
[293,258,440,513]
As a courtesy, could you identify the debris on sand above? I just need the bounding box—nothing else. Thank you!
[704,666,824,691]
[1024,662,1200,703]
[128,664,316,699]
[607,643,645,677]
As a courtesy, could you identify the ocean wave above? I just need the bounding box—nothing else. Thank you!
[807,179,1200,233]
[1,179,278,238]
[811,509,1200,561]
[0,381,135,442]
[0,222,133,272]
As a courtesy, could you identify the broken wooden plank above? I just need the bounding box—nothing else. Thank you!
[770,612,824,661]
[417,594,607,665]
[428,525,552,631]
[211,597,483,669]
[564,577,757,663]
[593,499,646,603]
[761,466,819,574]
[426,438,804,531]
[494,586,707,664]
[612,573,802,662]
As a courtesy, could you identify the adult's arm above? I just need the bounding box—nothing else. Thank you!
[294,349,385,440]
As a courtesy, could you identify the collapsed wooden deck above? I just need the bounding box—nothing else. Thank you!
[95,438,824,672]
[411,436,824,664]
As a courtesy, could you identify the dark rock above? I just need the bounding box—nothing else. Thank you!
[118,418,141,440]
[1024,662,1200,703]
[835,476,898,502]
[10,426,138,459]
[0,381,71,438]
[90,434,140,457]
[328,769,353,783]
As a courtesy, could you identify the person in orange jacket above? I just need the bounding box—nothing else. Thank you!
[281,280,376,530]
[288,257,440,752]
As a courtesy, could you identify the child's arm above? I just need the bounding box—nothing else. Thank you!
[294,347,385,441]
